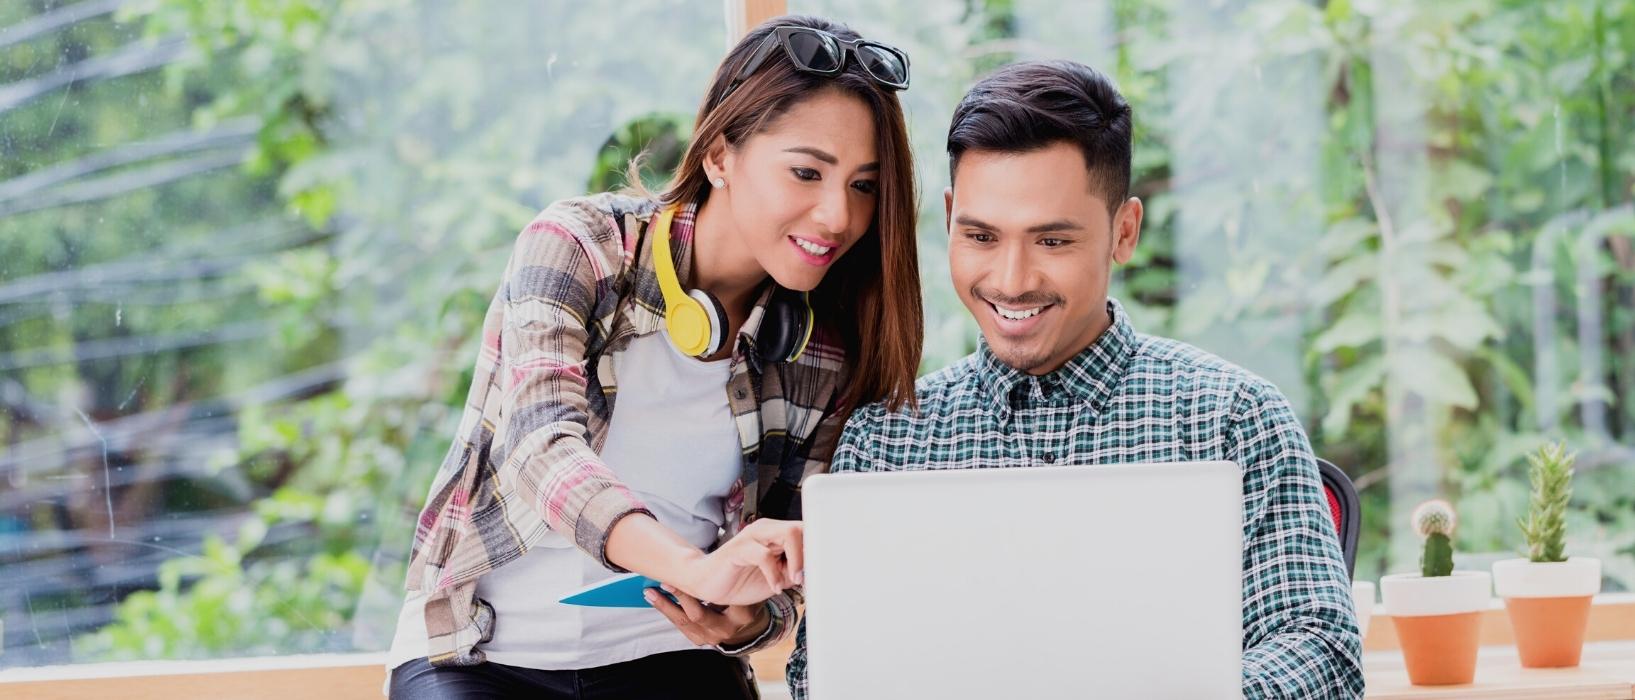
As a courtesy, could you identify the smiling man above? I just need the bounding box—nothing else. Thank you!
[784,60,1364,699]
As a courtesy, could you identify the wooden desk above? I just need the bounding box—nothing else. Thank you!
[1364,642,1635,699]
[3,600,1629,698]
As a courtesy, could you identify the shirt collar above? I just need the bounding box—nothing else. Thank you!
[975,298,1136,416]
[665,200,701,287]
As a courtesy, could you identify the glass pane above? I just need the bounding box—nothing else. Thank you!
[797,0,1635,589]
[2,0,724,666]
[5,0,1632,676]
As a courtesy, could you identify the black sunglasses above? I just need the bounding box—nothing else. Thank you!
[726,25,910,96]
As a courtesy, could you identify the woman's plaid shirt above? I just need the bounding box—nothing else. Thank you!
[405,193,846,668]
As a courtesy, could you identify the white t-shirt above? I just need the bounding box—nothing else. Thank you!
[385,329,742,673]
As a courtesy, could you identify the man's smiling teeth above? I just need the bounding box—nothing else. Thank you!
[995,305,1045,320]
[794,238,833,256]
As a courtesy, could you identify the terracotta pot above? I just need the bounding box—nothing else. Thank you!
[1492,557,1601,668]
[1381,571,1491,685]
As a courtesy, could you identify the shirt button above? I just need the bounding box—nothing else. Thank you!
[1042,453,1057,464]
[734,387,748,400]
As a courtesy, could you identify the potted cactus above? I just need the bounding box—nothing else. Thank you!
[1380,499,1491,685]
[1491,442,1602,668]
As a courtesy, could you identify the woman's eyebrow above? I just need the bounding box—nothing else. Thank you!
[784,146,879,172]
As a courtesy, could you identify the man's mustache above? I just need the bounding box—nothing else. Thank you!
[974,289,1062,308]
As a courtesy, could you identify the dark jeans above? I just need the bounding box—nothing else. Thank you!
[388,649,758,700]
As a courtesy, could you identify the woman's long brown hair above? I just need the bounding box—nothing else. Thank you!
[654,15,922,417]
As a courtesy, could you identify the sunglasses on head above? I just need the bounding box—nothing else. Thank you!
[725,25,910,97]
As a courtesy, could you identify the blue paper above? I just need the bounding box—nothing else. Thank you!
[558,572,677,608]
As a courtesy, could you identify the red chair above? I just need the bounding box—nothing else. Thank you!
[1316,458,1360,580]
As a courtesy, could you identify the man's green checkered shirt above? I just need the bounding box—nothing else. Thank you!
[785,299,1364,699]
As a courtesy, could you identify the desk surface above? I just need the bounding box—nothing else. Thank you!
[1364,642,1635,699]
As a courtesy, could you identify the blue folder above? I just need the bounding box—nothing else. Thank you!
[558,573,678,608]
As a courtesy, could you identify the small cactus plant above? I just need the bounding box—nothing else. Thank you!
[1413,499,1457,577]
[1518,442,1574,563]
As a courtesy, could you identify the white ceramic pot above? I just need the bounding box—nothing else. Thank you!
[1380,570,1491,616]
[1351,581,1375,639]
[1491,557,1600,598]
[1491,557,1601,668]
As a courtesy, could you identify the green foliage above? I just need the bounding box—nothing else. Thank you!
[1092,0,1635,583]
[587,113,690,195]
[43,0,727,661]
[3,0,1630,664]
[74,520,369,660]
[1520,442,1576,563]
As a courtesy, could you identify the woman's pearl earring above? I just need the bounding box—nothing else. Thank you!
[712,178,725,189]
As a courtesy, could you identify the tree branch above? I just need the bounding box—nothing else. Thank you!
[0,0,130,51]
[0,219,310,304]
[0,319,276,371]
[0,361,344,476]
[0,35,190,114]
[0,278,259,328]
[0,148,249,218]
[0,118,259,203]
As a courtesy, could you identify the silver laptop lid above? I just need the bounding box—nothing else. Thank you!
[802,461,1243,699]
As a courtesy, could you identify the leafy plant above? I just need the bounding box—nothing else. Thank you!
[1519,442,1576,563]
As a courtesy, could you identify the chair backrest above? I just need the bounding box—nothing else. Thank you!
[1316,458,1360,580]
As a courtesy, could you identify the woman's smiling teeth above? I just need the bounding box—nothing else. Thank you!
[793,237,834,256]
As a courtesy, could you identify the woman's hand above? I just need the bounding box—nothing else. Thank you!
[672,518,804,606]
[647,585,771,648]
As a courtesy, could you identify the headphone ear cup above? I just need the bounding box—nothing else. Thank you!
[687,288,731,357]
[787,294,814,362]
[759,290,813,364]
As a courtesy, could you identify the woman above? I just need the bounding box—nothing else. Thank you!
[386,15,922,699]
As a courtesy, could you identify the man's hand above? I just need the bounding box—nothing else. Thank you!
[647,585,772,648]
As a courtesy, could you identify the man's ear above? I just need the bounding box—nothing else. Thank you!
[1111,197,1144,265]
[943,186,954,234]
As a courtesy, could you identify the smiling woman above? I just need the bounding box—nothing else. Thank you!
[685,92,883,345]
[381,12,922,699]
[651,18,922,398]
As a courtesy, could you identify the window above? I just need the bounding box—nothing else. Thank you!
[802,0,1635,587]
[1,0,725,665]
[3,0,1631,672]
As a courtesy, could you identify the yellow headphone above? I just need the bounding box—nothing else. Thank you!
[650,206,814,363]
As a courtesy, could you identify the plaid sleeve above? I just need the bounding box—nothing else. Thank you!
[786,617,812,700]
[716,588,803,656]
[1232,383,1365,699]
[499,210,649,571]
[785,403,884,699]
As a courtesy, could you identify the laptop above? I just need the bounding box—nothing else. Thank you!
[800,461,1243,699]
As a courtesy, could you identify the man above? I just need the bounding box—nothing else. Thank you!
[786,60,1363,699]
